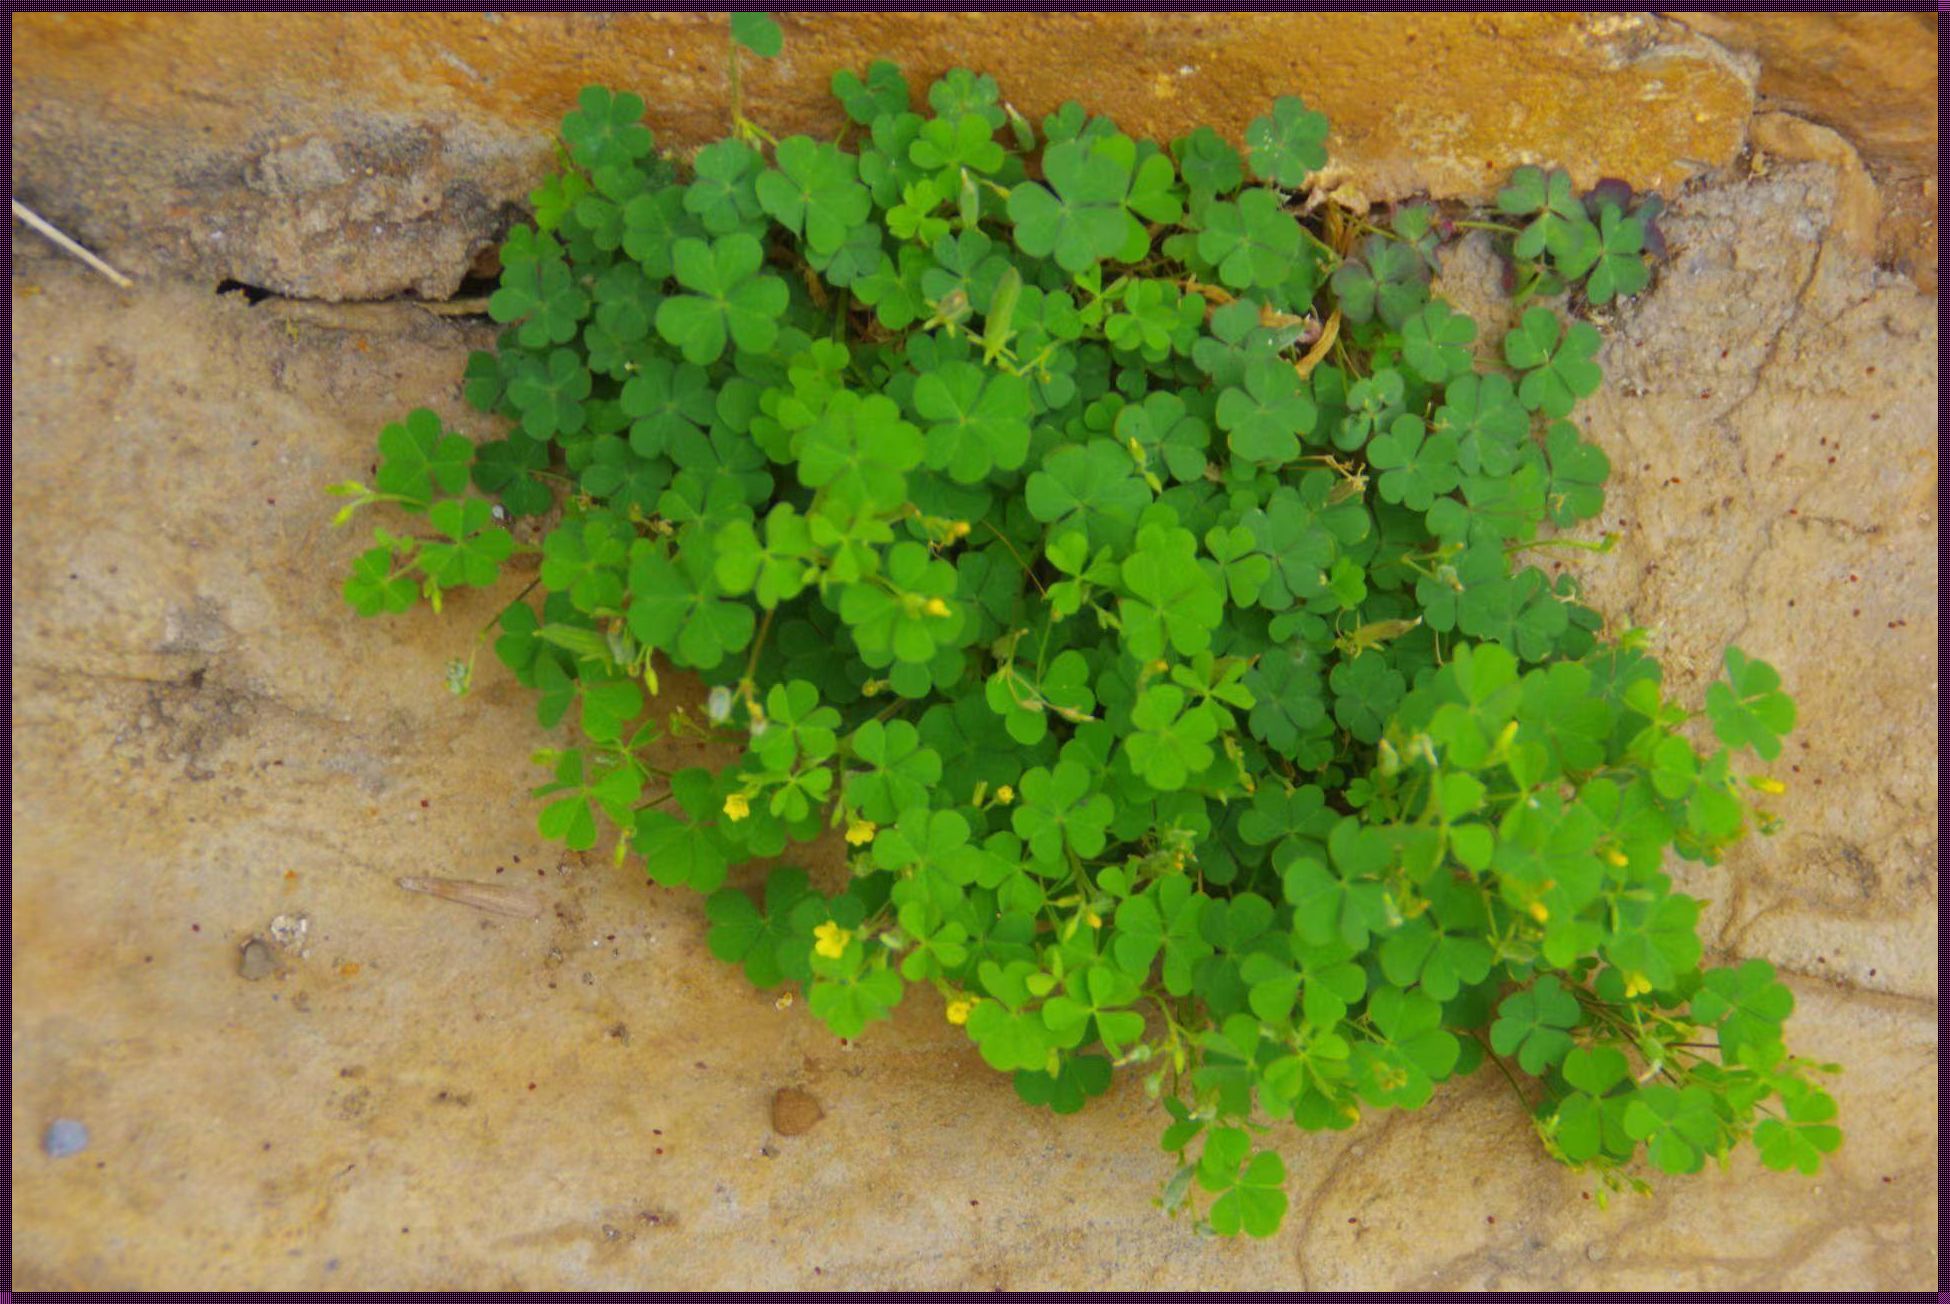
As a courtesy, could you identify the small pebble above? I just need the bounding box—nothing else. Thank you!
[43,1119,89,1158]
[239,937,278,981]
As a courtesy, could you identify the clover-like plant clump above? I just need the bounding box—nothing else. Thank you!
[331,15,1837,1236]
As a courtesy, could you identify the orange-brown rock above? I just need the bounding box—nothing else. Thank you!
[13,12,1756,299]
[1665,12,1939,292]
[1663,12,1938,173]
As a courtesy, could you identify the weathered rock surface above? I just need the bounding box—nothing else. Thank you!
[1664,12,1938,171]
[14,12,1758,300]
[1662,11,1939,290]
[9,156,1935,1287]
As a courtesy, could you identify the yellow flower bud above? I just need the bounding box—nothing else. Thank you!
[1528,899,1550,924]
[1622,970,1653,999]
[949,520,972,539]
[723,792,752,821]
[923,596,952,617]
[845,817,878,846]
[994,785,1015,805]
[1084,910,1103,929]
[1604,848,1630,868]
[1751,776,1786,795]
[812,921,852,960]
[945,998,973,1026]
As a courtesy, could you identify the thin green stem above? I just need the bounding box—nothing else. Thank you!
[743,605,777,685]
[984,520,1047,597]
[1475,1031,1534,1108]
[1504,534,1618,558]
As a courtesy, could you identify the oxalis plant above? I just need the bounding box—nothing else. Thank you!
[330,14,1839,1238]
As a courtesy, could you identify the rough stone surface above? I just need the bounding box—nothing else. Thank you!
[9,156,1935,1288]
[1664,12,1938,172]
[13,11,1754,300]
[1661,12,1938,290]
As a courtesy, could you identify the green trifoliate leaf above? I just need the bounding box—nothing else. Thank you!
[1024,439,1152,547]
[1705,647,1795,761]
[1544,420,1609,525]
[344,544,417,616]
[1584,203,1650,303]
[1753,1087,1840,1175]
[1502,307,1602,418]
[1244,95,1328,187]
[626,543,756,670]
[377,408,473,508]
[1197,188,1303,290]
[1432,372,1529,476]
[1007,138,1131,273]
[1118,521,1226,661]
[832,59,909,125]
[928,68,1006,129]
[1217,356,1316,465]
[706,867,815,988]
[1399,299,1478,383]
[1489,977,1582,1074]
[1012,758,1115,865]
[507,349,593,441]
[730,11,783,57]
[795,390,925,512]
[655,234,790,365]
[845,719,943,823]
[560,86,656,171]
[1330,236,1430,328]
[913,362,1033,483]
[1125,684,1219,791]
[1172,124,1244,202]
[756,135,872,255]
[1367,413,1461,511]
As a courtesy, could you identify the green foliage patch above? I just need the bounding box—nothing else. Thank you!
[332,18,1836,1236]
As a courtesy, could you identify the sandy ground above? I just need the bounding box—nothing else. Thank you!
[10,160,1936,1289]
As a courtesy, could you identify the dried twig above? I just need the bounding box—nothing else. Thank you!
[396,875,543,920]
[12,199,134,288]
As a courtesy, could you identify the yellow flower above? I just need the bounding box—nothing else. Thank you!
[945,998,973,1025]
[1604,848,1630,868]
[1751,776,1786,795]
[1622,970,1653,999]
[1084,910,1103,929]
[948,520,972,539]
[723,792,751,821]
[993,785,1015,805]
[923,596,951,617]
[844,816,878,846]
[812,921,852,960]
[1528,899,1550,924]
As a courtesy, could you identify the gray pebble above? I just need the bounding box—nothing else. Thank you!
[239,937,277,981]
[43,1119,89,1157]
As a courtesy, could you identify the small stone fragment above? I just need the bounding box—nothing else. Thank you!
[268,913,309,948]
[43,1119,89,1157]
[239,936,278,980]
[770,1086,824,1136]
